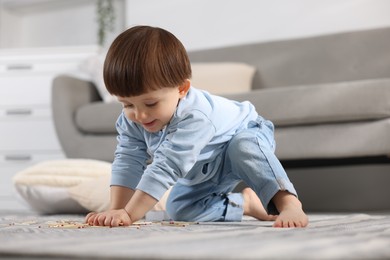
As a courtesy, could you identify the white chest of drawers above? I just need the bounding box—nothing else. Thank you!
[0,46,98,211]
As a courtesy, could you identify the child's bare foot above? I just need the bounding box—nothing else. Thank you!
[242,187,277,221]
[272,191,308,228]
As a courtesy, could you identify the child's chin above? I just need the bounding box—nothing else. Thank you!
[144,125,164,133]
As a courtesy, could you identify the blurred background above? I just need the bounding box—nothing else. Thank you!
[1,0,390,211]
[1,0,390,51]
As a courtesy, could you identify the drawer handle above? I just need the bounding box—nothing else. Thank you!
[5,155,32,161]
[6,109,32,116]
[7,64,33,71]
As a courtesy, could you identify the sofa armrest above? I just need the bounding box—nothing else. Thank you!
[52,75,116,161]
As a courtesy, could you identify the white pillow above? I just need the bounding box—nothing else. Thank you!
[80,50,117,103]
[68,176,172,221]
[13,159,111,214]
[13,159,170,217]
[191,62,256,95]
[67,175,111,213]
[81,53,256,102]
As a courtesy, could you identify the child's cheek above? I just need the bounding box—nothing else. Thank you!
[124,110,135,121]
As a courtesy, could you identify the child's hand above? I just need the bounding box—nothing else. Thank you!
[85,209,132,227]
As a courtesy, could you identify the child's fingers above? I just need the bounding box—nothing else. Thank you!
[85,212,97,224]
[110,218,123,227]
[104,216,113,226]
[120,215,132,226]
[110,214,131,227]
[95,214,107,226]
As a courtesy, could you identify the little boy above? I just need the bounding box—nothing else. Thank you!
[85,26,308,228]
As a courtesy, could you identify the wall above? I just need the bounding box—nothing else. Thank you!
[0,0,125,49]
[126,0,390,51]
[1,0,389,50]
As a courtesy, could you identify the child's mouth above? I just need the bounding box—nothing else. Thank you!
[143,120,156,128]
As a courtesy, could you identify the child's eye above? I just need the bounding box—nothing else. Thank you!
[123,104,133,109]
[145,102,157,107]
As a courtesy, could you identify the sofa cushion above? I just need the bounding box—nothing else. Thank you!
[76,78,390,133]
[275,118,390,160]
[226,78,390,126]
[81,49,256,102]
[76,101,121,134]
[76,60,256,134]
[191,62,255,95]
[189,27,390,90]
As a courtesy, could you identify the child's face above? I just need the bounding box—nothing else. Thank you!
[117,83,189,133]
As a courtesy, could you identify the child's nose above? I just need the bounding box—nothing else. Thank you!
[135,109,148,121]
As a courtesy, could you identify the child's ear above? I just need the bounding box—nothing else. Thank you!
[178,79,191,98]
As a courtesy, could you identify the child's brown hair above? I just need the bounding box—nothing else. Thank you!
[103,25,192,97]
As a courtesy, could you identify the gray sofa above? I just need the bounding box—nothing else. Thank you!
[52,27,390,212]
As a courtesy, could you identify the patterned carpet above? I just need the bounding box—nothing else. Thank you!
[0,212,389,259]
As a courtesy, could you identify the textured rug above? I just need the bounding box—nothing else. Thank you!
[0,212,389,259]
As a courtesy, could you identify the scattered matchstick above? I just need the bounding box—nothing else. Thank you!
[16,219,200,229]
[160,221,199,227]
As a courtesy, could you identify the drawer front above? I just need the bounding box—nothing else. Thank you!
[0,106,51,120]
[0,75,54,106]
[0,120,62,151]
[1,61,82,74]
[0,152,64,211]
[0,46,99,75]
[0,152,65,166]
[0,164,28,197]
[0,152,65,195]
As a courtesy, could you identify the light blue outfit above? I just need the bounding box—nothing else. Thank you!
[111,87,297,222]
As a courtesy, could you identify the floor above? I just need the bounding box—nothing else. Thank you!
[0,212,389,259]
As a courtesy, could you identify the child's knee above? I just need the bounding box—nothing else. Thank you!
[227,128,275,159]
[226,130,257,158]
[165,197,194,221]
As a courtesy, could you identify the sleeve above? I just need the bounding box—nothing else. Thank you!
[111,113,149,190]
[136,110,216,200]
